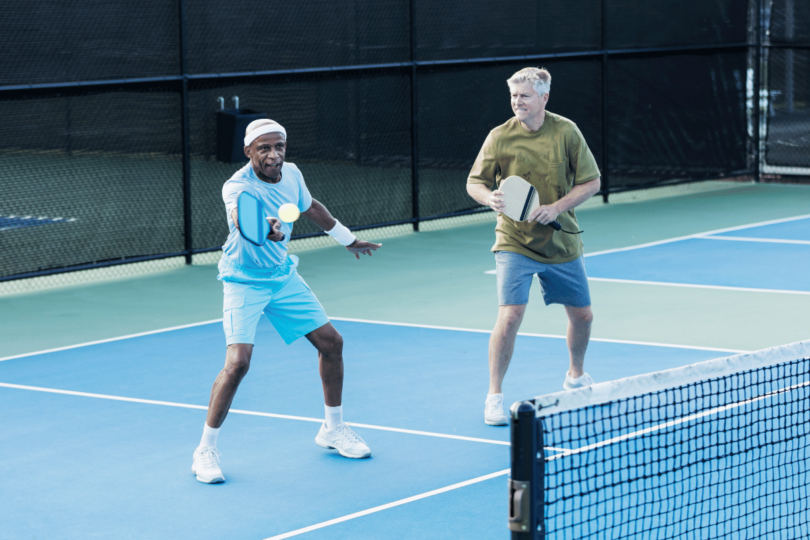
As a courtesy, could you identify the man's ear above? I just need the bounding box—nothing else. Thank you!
[244,145,251,159]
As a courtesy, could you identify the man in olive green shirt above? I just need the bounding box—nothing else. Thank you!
[466,67,601,426]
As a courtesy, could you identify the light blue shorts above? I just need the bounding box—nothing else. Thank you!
[495,251,591,307]
[222,272,329,345]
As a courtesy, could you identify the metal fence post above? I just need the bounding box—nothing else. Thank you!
[410,0,420,232]
[753,0,762,183]
[601,0,610,203]
[179,0,193,263]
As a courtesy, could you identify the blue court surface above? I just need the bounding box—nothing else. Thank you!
[1,319,734,540]
[586,216,810,292]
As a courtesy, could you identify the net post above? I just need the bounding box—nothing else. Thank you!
[509,401,544,539]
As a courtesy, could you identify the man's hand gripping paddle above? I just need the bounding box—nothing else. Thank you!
[498,175,583,234]
[236,192,300,245]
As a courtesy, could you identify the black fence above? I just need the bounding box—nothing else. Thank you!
[0,0,795,281]
[763,0,810,172]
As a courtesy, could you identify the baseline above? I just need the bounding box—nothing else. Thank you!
[263,469,510,540]
[585,213,810,258]
[587,277,810,296]
[699,236,810,246]
[0,382,509,447]
[1,316,744,365]
[0,319,222,362]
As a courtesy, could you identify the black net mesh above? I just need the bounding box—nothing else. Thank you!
[0,86,184,279]
[769,0,810,45]
[185,0,409,75]
[540,357,810,539]
[765,49,810,168]
[414,0,601,62]
[607,52,749,189]
[187,71,412,249]
[605,0,747,49]
[764,0,810,170]
[417,60,603,218]
[0,0,179,86]
[0,0,764,282]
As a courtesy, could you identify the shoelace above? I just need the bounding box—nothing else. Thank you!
[486,397,503,413]
[336,423,365,445]
[197,447,222,468]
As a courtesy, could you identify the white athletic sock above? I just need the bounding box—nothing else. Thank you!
[487,393,503,402]
[200,423,220,449]
[325,405,343,430]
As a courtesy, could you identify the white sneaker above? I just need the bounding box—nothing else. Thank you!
[484,394,508,426]
[315,422,371,459]
[192,446,225,484]
[563,372,595,391]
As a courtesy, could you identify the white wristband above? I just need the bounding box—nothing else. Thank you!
[326,220,356,246]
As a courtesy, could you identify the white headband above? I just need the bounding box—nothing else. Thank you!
[244,123,287,146]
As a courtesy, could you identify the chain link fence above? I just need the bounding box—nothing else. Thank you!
[1,0,799,291]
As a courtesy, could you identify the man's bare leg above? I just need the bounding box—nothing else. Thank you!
[307,322,370,458]
[488,304,527,394]
[206,343,253,428]
[305,322,344,407]
[193,343,253,483]
[564,305,593,379]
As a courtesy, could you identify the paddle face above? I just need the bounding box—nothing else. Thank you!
[237,191,270,246]
[500,176,539,222]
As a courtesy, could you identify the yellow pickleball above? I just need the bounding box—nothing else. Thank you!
[278,203,300,223]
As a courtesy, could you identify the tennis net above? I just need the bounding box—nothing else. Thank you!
[508,340,810,539]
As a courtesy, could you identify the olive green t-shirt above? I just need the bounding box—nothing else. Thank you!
[467,112,600,263]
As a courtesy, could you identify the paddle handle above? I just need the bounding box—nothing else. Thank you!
[268,217,285,242]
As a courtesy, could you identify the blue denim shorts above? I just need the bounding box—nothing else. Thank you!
[495,251,591,307]
[222,271,329,345]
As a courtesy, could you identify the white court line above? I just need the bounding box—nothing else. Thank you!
[0,319,223,362]
[547,379,810,462]
[699,235,810,246]
[487,268,810,296]
[331,318,747,354]
[0,382,509,447]
[1,315,742,365]
[587,277,810,296]
[585,213,810,258]
[262,469,511,540]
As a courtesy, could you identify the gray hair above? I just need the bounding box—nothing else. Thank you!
[507,67,551,96]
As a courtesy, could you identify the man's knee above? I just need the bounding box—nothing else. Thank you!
[225,345,252,378]
[568,306,594,326]
[321,331,344,358]
[498,304,527,326]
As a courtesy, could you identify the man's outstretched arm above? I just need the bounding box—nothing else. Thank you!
[302,199,381,259]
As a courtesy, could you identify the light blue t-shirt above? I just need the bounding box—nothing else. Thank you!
[220,162,312,278]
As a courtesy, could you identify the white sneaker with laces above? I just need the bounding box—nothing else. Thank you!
[563,372,595,391]
[484,394,508,426]
[315,422,371,459]
[192,446,225,484]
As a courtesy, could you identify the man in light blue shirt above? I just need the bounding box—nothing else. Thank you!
[192,119,382,484]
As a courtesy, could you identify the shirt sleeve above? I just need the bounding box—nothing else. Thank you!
[288,163,313,212]
[467,131,500,189]
[567,124,601,185]
[222,179,242,218]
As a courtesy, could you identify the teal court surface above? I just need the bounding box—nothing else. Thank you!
[1,182,809,539]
